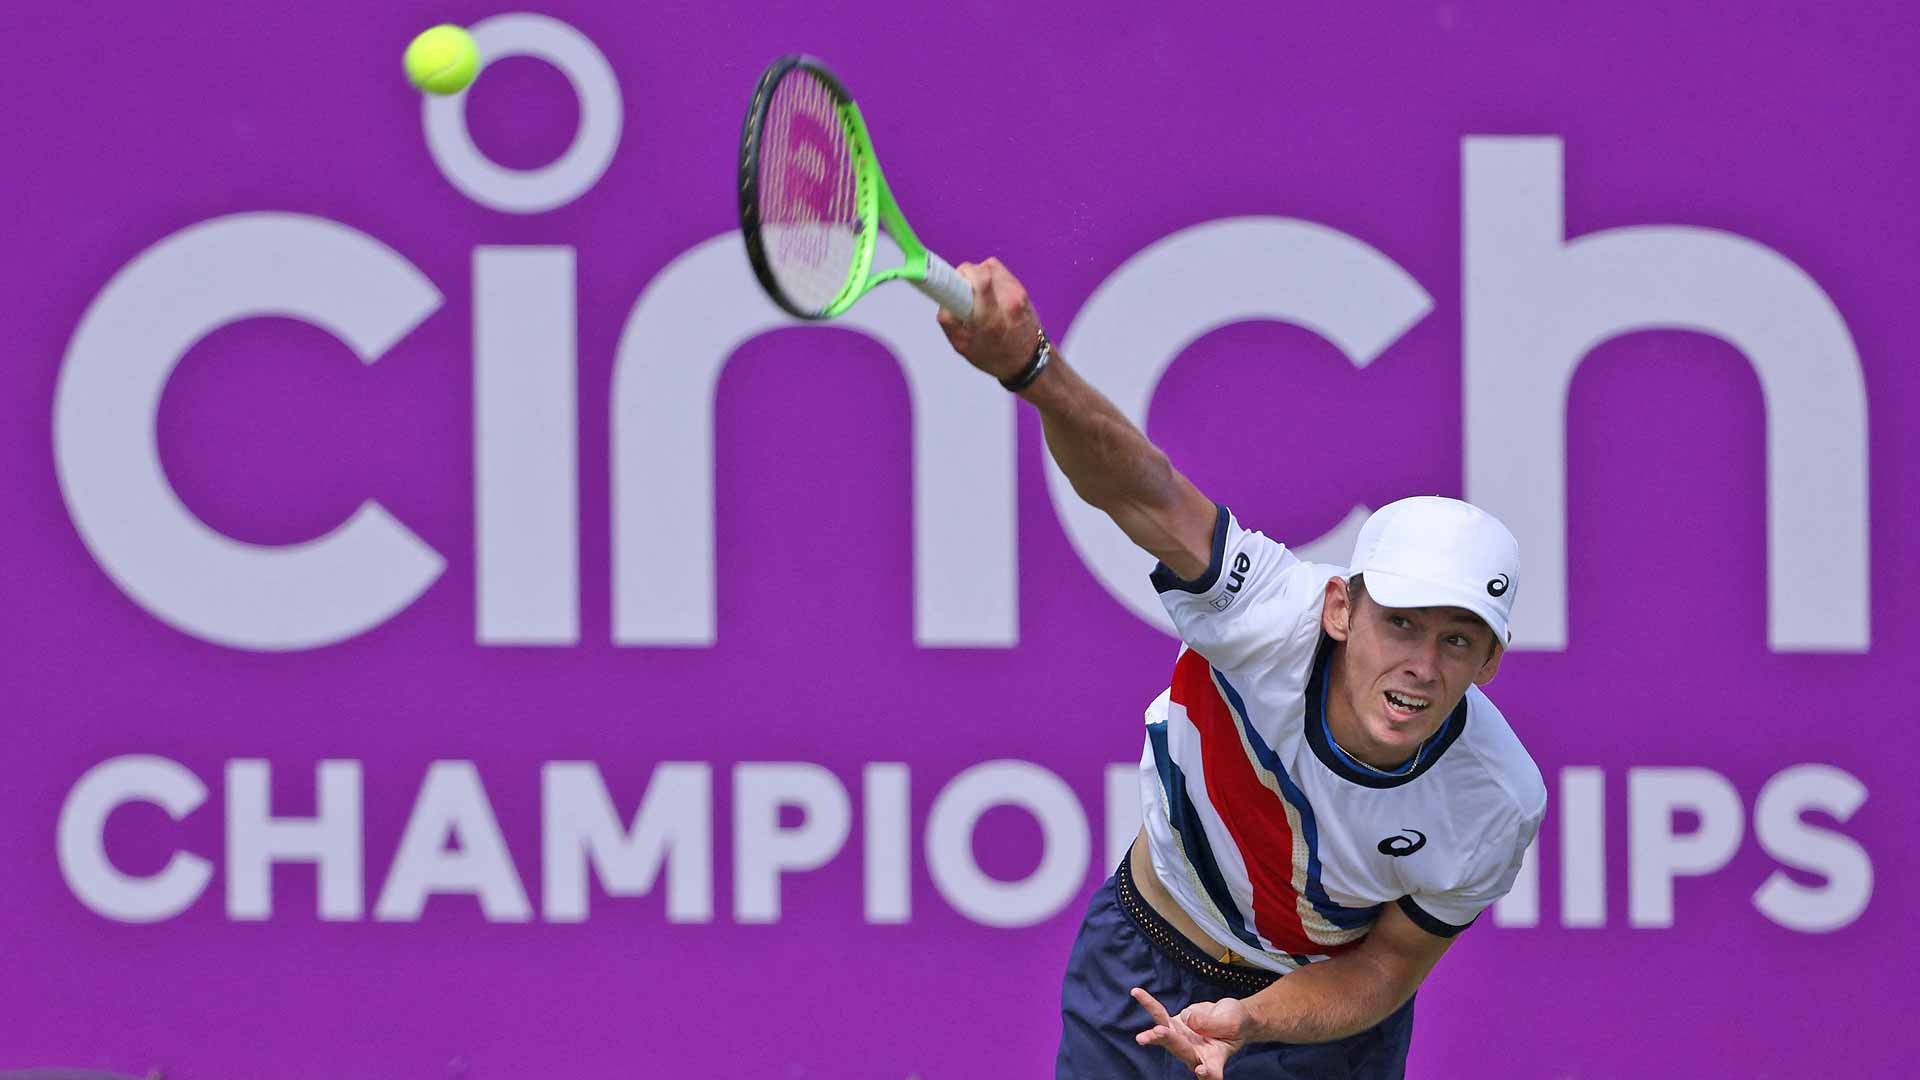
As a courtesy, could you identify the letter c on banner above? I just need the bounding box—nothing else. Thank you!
[57,756,211,922]
[55,213,446,650]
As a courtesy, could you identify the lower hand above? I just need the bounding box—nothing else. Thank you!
[1131,986,1249,1078]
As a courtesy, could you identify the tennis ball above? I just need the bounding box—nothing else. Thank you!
[404,25,479,95]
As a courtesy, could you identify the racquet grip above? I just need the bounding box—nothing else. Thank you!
[916,251,976,320]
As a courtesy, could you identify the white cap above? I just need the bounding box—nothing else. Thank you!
[1346,496,1520,645]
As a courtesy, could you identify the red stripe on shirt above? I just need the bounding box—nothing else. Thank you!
[1169,649,1326,957]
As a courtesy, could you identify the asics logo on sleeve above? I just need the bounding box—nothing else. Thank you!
[1377,829,1428,857]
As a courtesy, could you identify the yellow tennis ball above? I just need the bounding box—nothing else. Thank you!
[404,25,479,95]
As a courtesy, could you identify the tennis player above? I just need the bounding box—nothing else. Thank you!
[937,260,1545,1079]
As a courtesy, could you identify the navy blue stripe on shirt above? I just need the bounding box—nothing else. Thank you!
[1146,718,1268,955]
[1214,670,1381,932]
[1150,504,1230,595]
[1397,895,1473,938]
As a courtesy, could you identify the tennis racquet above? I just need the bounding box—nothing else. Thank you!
[738,55,974,321]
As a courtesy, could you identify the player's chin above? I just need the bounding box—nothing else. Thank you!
[1367,728,1426,763]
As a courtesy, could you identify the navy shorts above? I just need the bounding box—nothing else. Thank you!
[1056,865,1415,1079]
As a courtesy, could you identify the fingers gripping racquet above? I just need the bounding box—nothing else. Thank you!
[738,55,974,321]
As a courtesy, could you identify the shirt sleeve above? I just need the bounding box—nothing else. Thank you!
[1396,808,1543,937]
[1150,504,1330,673]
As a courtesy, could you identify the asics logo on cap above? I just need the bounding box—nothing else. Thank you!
[1487,574,1510,597]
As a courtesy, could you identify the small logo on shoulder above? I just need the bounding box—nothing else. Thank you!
[1377,829,1428,857]
[1209,593,1235,612]
[1486,574,1510,598]
[1225,552,1252,594]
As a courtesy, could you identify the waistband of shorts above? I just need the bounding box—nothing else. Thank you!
[1113,851,1280,996]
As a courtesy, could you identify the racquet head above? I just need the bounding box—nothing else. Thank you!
[738,55,878,320]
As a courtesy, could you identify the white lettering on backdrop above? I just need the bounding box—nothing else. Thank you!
[56,756,1872,933]
[53,140,1873,653]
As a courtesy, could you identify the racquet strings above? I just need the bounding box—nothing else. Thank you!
[757,67,863,314]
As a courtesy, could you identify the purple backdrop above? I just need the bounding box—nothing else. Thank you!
[4,3,1914,1077]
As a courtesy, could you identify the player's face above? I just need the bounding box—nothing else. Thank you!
[1322,583,1502,768]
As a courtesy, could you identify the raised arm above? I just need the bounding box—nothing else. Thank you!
[937,258,1218,579]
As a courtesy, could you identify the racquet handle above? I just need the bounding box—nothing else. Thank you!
[915,251,976,320]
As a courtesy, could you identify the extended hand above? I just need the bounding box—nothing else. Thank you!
[1131,987,1250,1077]
[936,257,1043,384]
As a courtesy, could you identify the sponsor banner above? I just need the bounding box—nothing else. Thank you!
[2,4,1911,1077]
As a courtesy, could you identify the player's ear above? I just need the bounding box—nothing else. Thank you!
[1322,577,1354,642]
[1473,641,1504,686]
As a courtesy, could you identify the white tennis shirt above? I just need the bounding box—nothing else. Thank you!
[1138,507,1545,974]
